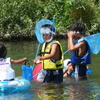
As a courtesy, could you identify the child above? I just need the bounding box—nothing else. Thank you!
[0,44,28,81]
[33,24,64,84]
[63,59,90,78]
[67,22,91,79]
[63,59,73,77]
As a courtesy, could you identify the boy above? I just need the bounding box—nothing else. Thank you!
[67,22,91,79]
[33,24,64,84]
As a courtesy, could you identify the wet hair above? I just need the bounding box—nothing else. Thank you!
[0,44,7,58]
[42,24,55,32]
[68,22,85,34]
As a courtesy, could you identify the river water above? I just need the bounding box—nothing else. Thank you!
[0,40,100,100]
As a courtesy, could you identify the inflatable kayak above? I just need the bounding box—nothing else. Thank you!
[0,78,30,93]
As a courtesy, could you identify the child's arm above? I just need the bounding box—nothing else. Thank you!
[11,58,28,64]
[67,31,86,51]
[63,63,72,74]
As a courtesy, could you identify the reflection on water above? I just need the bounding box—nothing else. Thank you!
[90,80,100,99]
[63,78,92,100]
[0,91,34,100]
[0,78,100,100]
[34,83,65,100]
[0,41,100,100]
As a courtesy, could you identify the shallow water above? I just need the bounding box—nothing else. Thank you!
[0,40,100,100]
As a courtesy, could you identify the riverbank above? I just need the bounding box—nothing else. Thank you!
[1,34,67,42]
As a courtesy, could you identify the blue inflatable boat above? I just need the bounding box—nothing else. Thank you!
[0,78,31,93]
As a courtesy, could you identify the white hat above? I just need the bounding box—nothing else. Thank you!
[64,59,71,67]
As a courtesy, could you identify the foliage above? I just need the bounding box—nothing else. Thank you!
[88,93,98,100]
[0,0,100,40]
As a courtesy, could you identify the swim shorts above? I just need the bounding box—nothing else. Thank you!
[43,69,63,84]
[73,65,87,76]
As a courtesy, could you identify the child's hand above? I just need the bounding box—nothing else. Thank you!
[23,58,28,62]
[32,60,36,64]
[32,56,42,64]
[32,59,41,64]
[36,59,41,64]
[67,31,75,38]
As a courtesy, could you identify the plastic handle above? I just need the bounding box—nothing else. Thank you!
[24,61,30,67]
